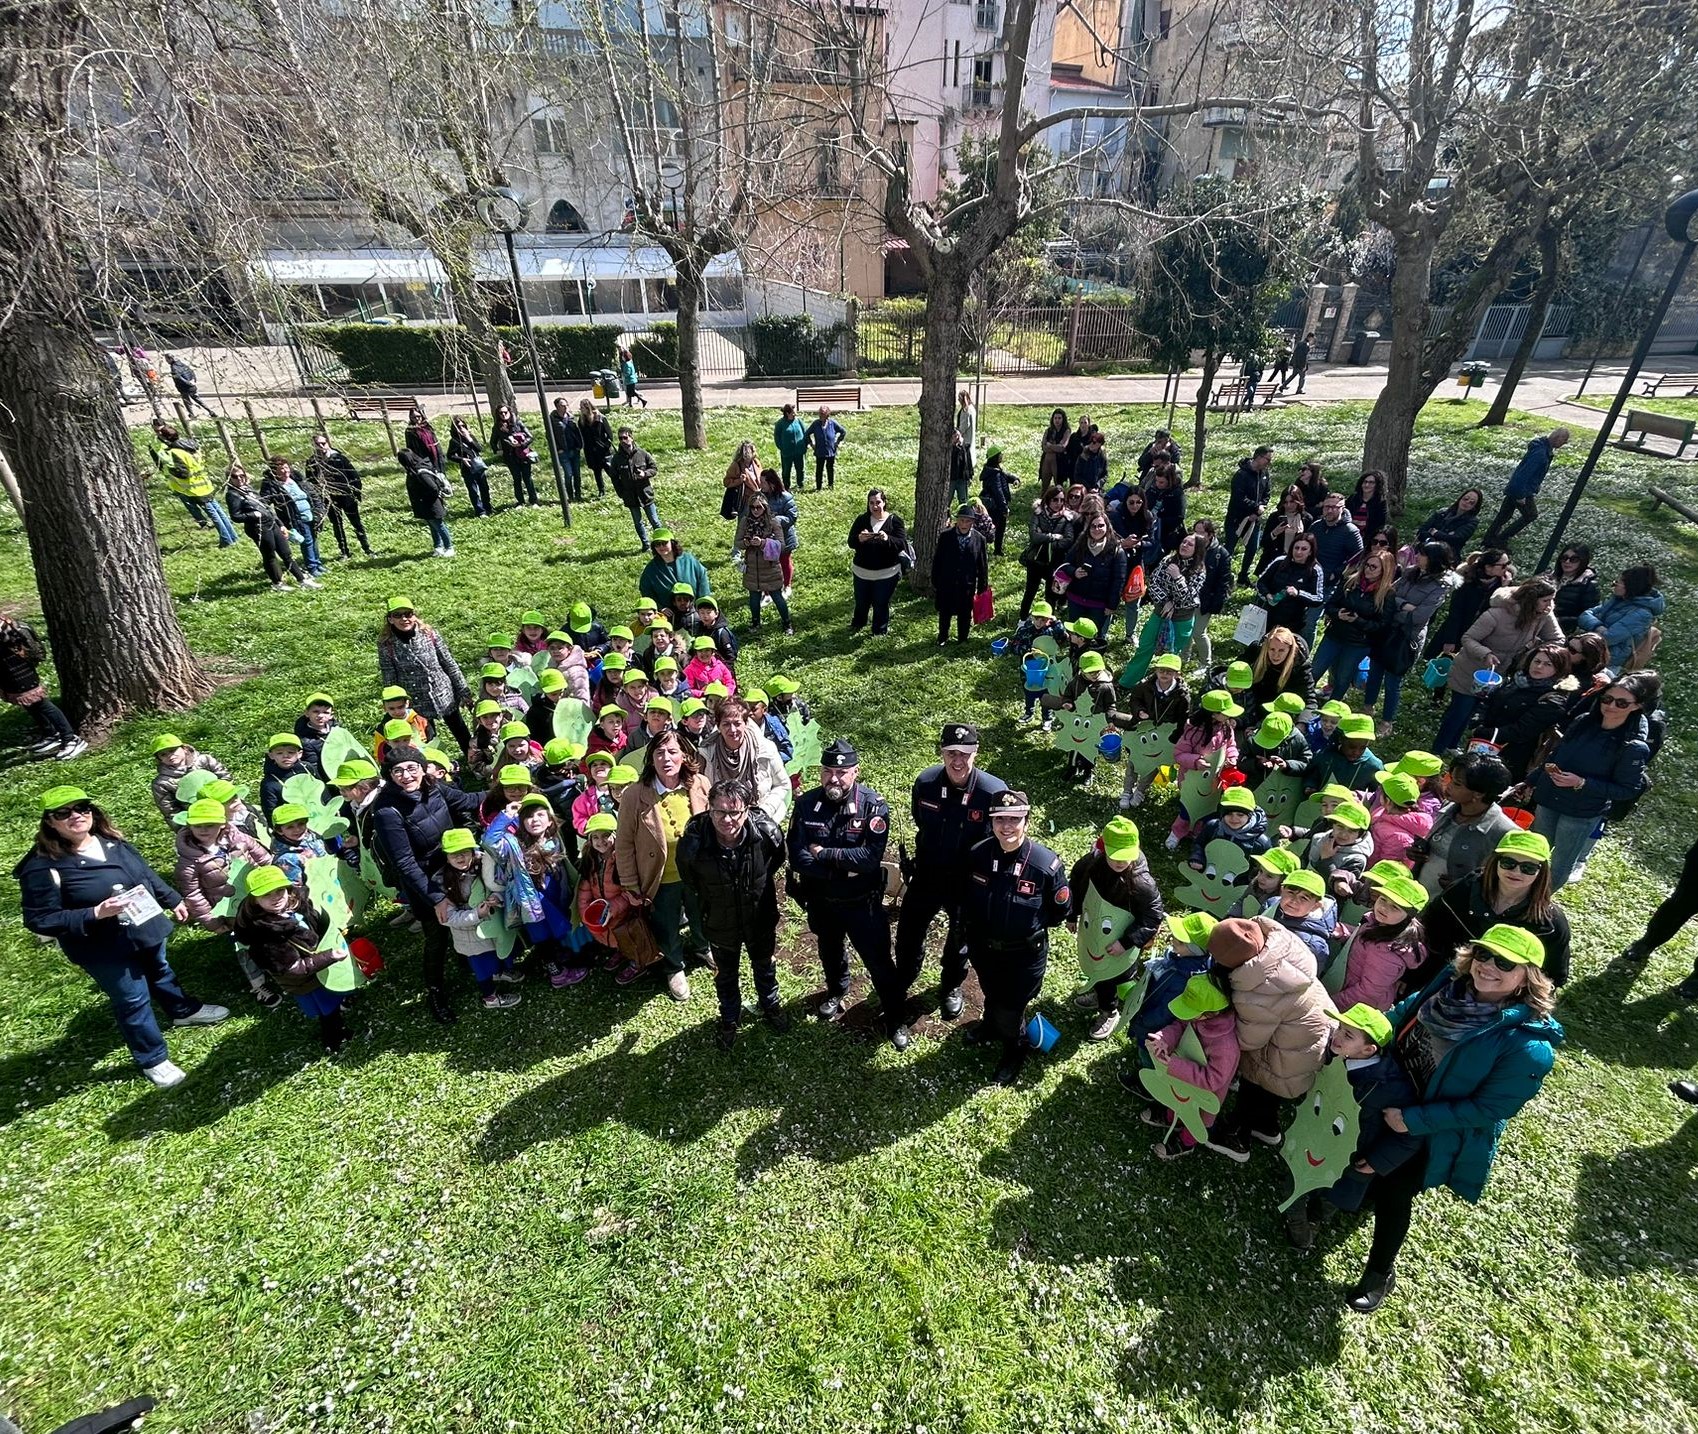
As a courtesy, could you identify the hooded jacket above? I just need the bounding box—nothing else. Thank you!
[1263,894,1339,969]
[1190,807,1271,867]
[1449,590,1564,695]
[150,747,232,821]
[231,899,339,996]
[1223,917,1331,1098]
[674,807,786,947]
[1578,591,1665,668]
[1369,804,1435,869]
[1387,969,1563,1201]
[1334,915,1426,1012]
[1153,1007,1239,1111]
[173,824,273,931]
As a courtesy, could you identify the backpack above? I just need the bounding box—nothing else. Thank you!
[1605,705,1666,824]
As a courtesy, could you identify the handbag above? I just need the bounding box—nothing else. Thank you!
[761,536,782,562]
[1122,563,1146,604]
[972,588,996,625]
[1232,603,1268,646]
[720,487,741,520]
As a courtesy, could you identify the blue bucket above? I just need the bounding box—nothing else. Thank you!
[1099,730,1123,761]
[1025,1011,1060,1053]
[1357,654,1372,681]
[990,637,1010,655]
[1023,654,1048,688]
[1472,669,1503,696]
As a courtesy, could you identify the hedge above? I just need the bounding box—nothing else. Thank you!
[301,322,681,386]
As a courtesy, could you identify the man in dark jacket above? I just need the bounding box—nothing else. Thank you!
[305,431,372,558]
[1280,331,1313,393]
[1137,430,1182,477]
[932,506,989,646]
[1309,493,1365,643]
[1226,447,1273,583]
[609,427,663,550]
[1484,428,1570,548]
[1143,466,1187,553]
[368,744,482,1024]
[676,777,790,1048]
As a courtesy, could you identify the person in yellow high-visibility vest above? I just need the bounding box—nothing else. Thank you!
[149,420,237,546]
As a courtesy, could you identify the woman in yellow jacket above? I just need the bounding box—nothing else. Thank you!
[615,729,711,1003]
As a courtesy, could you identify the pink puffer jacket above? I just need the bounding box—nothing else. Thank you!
[1155,1008,1240,1117]
[1334,919,1427,1013]
[1369,806,1435,868]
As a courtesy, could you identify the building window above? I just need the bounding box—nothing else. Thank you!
[545,200,588,234]
[532,117,571,155]
[968,54,994,107]
[817,134,844,196]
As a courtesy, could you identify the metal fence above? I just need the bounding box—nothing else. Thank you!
[857,300,1154,376]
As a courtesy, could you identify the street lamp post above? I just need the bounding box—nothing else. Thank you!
[1536,189,1698,573]
[475,186,571,530]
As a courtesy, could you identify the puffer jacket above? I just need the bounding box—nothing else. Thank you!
[1472,672,1576,780]
[1386,569,1455,654]
[378,624,472,720]
[674,807,786,947]
[1528,709,1650,820]
[1066,849,1166,951]
[1334,916,1426,1012]
[1061,539,1127,611]
[1264,895,1338,969]
[1415,502,1479,555]
[174,824,273,931]
[1190,808,1270,866]
[231,900,339,995]
[368,779,483,911]
[151,747,232,821]
[1174,721,1236,774]
[1388,970,1563,1201]
[1578,591,1665,669]
[1369,805,1434,868]
[1549,568,1600,634]
[1024,504,1076,574]
[615,775,711,899]
[1448,590,1564,695]
[1154,1008,1239,1111]
[1227,917,1331,1098]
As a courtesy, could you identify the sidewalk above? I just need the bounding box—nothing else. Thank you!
[136,349,1630,432]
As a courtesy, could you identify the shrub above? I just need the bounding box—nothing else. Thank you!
[745,314,849,377]
[302,322,682,386]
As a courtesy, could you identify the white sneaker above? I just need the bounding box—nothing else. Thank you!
[271,582,291,593]
[665,970,691,1002]
[173,1003,230,1027]
[431,546,445,557]
[29,736,63,754]
[55,738,89,760]
[300,576,323,589]
[442,547,456,557]
[1164,833,1181,851]
[142,1059,187,1088]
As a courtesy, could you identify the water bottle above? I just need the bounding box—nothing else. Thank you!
[110,883,136,927]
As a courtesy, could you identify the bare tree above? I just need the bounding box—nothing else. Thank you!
[0,0,211,732]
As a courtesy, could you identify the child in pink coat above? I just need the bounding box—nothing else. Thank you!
[1167,696,1239,845]
[1367,771,1434,868]
[570,751,618,834]
[1332,874,1428,1012]
[684,641,737,697]
[1145,971,1240,1160]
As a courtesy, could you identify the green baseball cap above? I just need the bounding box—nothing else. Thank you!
[1218,785,1256,811]
[422,748,453,769]
[1224,661,1253,690]
[38,784,89,812]
[1334,1003,1394,1047]
[768,676,799,695]
[633,597,659,613]
[386,596,414,614]
[602,652,629,672]
[671,581,695,596]
[650,528,674,544]
[546,630,571,645]
[382,720,414,741]
[201,779,242,804]
[1362,859,1410,886]
[271,803,309,825]
[244,865,291,898]
[654,657,679,674]
[481,663,507,681]
[584,812,617,835]
[519,793,552,812]
[644,696,675,714]
[1169,972,1230,1021]
[695,595,719,612]
[1253,713,1294,748]
[744,687,768,705]
[1079,651,1107,674]
[1376,771,1420,806]
[1151,654,1183,673]
[1030,601,1053,619]
[1338,714,1376,740]
[598,704,624,720]
[474,699,503,718]
[1393,749,1443,778]
[703,681,729,698]
[496,765,534,788]
[1475,924,1546,968]
[381,685,409,702]
[607,764,639,786]
[1318,783,1356,803]
[1330,799,1371,831]
[569,602,594,632]
[1373,872,1430,912]
[1319,700,1351,719]
[1201,690,1243,717]
[1270,692,1307,716]
[1165,911,1218,949]
[520,609,546,628]
[986,444,1003,460]
[304,692,336,709]
[681,698,708,717]
[691,636,716,651]
[1496,830,1552,864]
[542,738,581,765]
[537,669,567,693]
[486,633,516,651]
[607,626,635,643]
[1101,816,1141,861]
[499,722,531,742]
[1251,848,1302,877]
[441,828,476,854]
[1281,868,1327,898]
[267,732,302,750]
[334,760,378,785]
[1067,618,1098,640]
[182,798,228,826]
[150,733,185,755]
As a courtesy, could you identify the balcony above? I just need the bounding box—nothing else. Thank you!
[1201,105,1250,127]
[962,82,1001,111]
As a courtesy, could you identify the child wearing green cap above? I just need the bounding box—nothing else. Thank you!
[259,734,306,819]
[439,831,520,1009]
[466,701,508,778]
[1333,873,1428,1011]
[1298,801,1375,902]
[149,735,233,823]
[684,639,736,698]
[173,799,279,1008]
[569,751,618,834]
[1187,787,1271,870]
[372,688,431,764]
[1263,868,1338,967]
[1303,713,1383,796]
[576,814,651,984]
[515,611,550,659]
[478,665,530,721]
[1065,818,1166,1040]
[1164,696,1240,849]
[1368,771,1434,868]
[1009,601,1057,661]
[1119,912,1216,1053]
[294,694,340,780]
[484,797,590,988]
[533,739,584,823]
[692,596,740,670]
[268,803,339,888]
[1144,971,1240,1160]
[587,705,629,761]
[233,868,355,1049]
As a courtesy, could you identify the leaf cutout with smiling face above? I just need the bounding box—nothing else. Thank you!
[1077,882,1137,986]
[1173,838,1253,918]
[1254,771,1306,830]
[1140,1064,1222,1145]
[1044,657,1076,699]
[1278,1057,1362,1211]
[1052,701,1107,766]
[1126,724,1178,780]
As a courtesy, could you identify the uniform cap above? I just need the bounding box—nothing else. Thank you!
[1393,749,1443,778]
[150,733,187,755]
[183,798,229,826]
[244,865,291,898]
[940,722,980,751]
[39,784,89,812]
[441,828,476,854]
[518,793,552,812]
[386,596,414,614]
[1475,924,1546,968]
[1270,692,1307,716]
[568,602,594,631]
[520,609,547,628]
[768,676,799,695]
[1373,873,1430,912]
[744,688,768,706]
[268,732,303,750]
[671,581,695,595]
[601,653,629,672]
[304,692,336,709]
[201,779,241,804]
[1218,785,1256,812]
[545,630,571,645]
[1029,601,1053,618]
[381,685,409,702]
[486,633,516,651]
[537,669,567,693]
[1224,661,1254,690]
[598,704,624,720]
[422,748,453,769]
[1251,848,1302,877]
[584,813,617,835]
[695,595,720,612]
[1169,973,1230,1021]
[1334,1003,1394,1047]
[607,764,640,785]
[382,720,414,741]
[653,657,679,674]
[1496,830,1552,864]
[1330,799,1371,831]
[681,698,708,717]
[1101,817,1140,861]
[1339,714,1376,740]
[475,699,503,718]
[271,803,310,825]
[1151,654,1183,673]
[1079,651,1107,674]
[499,722,531,742]
[703,681,728,698]
[645,696,676,714]
[542,738,580,765]
[1253,713,1294,748]
[1319,699,1351,719]
[1281,868,1327,898]
[584,750,616,767]
[1201,690,1243,717]
[1376,771,1420,806]
[607,627,635,643]
[989,790,1030,817]
[480,663,507,680]
[334,760,378,785]
[1067,618,1098,639]
[820,738,859,769]
[497,765,534,788]
[691,636,716,651]
[1165,911,1218,949]
[650,529,675,544]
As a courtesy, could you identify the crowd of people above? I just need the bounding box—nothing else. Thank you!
[15,394,1689,1318]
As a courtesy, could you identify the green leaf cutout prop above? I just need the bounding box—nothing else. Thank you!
[1255,771,1306,831]
[1139,1064,1222,1146]
[1112,966,1154,1041]
[506,662,539,702]
[1031,633,1065,661]
[1125,724,1177,782]
[1076,883,1136,987]
[474,877,520,962]
[1173,838,1253,918]
[1051,701,1107,767]
[783,713,824,777]
[173,769,219,808]
[1288,793,1325,836]
[1323,928,1356,996]
[319,727,375,782]
[280,773,350,840]
[1043,656,1076,700]
[1177,747,1226,826]
[208,856,256,923]
[1279,1057,1361,1211]
[552,697,595,750]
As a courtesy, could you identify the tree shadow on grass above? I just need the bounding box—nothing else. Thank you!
[1549,952,1698,1071]
[980,1064,1347,1416]
[0,1005,154,1129]
[1569,1108,1698,1279]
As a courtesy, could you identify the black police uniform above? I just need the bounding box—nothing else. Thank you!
[787,779,905,1028]
[895,754,1007,999]
[959,834,1070,1057]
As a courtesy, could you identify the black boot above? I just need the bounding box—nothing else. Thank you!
[993,1041,1028,1086]
[1345,1267,1397,1313]
[426,988,458,1025]
[320,1009,349,1054]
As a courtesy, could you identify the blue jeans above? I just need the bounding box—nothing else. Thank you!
[294,522,324,574]
[426,517,453,550]
[1435,691,1477,753]
[948,476,970,509]
[1362,662,1406,721]
[1531,806,1602,891]
[78,938,200,1069]
[205,498,238,545]
[562,450,583,501]
[1313,634,1370,697]
[751,590,791,628]
[651,878,708,972]
[629,501,663,545]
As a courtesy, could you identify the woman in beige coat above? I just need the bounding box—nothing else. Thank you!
[1205,915,1331,1159]
[615,729,711,1002]
[1436,578,1561,752]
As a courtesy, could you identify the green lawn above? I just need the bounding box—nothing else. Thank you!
[3,398,1697,1433]
[1567,390,1698,423]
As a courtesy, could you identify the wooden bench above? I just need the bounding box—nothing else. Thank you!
[1208,380,1282,421]
[795,384,862,411]
[346,394,422,449]
[1617,408,1696,459]
[1638,372,1698,398]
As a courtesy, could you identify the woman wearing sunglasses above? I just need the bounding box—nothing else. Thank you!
[1418,830,1572,988]
[1527,670,1658,889]
[1542,543,1598,636]
[17,785,228,1089]
[1342,922,1562,1312]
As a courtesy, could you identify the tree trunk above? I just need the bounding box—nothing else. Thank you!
[445,263,514,419]
[1417,224,1538,398]
[1481,225,1562,427]
[674,260,707,450]
[0,1,210,734]
[1189,349,1219,487]
[912,260,971,593]
[1360,229,1435,518]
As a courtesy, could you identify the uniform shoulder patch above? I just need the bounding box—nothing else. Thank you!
[1054,884,1071,904]
[869,815,886,833]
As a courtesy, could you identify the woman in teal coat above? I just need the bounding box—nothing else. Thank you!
[1345,923,1562,1312]
[639,531,713,609]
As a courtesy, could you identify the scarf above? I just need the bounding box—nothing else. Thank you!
[1416,976,1503,1045]
[706,724,760,788]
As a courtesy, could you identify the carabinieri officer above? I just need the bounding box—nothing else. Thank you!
[959,789,1069,1084]
[895,721,1007,1020]
[787,737,913,1051]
